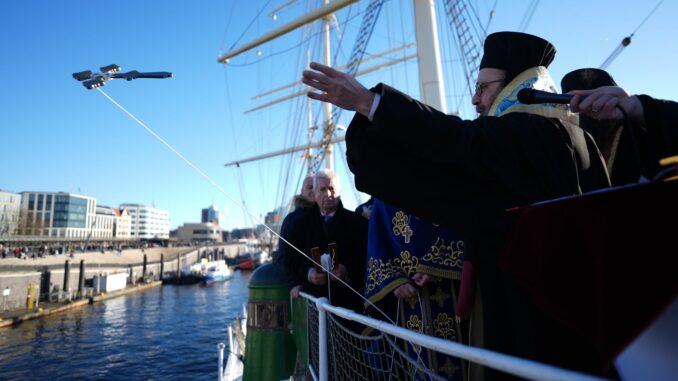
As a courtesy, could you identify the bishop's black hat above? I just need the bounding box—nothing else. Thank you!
[479,31,556,84]
[561,68,618,93]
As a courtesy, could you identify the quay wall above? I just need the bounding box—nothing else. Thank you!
[0,244,243,311]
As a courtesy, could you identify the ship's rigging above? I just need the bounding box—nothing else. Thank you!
[219,0,495,221]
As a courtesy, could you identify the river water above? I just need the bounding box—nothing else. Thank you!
[0,270,251,381]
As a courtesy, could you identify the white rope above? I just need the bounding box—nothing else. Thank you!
[94,88,395,326]
[313,296,611,381]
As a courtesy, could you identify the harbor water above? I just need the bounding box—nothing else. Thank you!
[0,270,251,380]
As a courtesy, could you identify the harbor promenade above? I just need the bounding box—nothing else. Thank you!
[0,243,244,328]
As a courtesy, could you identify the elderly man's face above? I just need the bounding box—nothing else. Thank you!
[471,68,506,117]
[301,176,315,203]
[314,176,340,214]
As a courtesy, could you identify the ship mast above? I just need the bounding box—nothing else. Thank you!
[219,0,357,173]
[322,0,334,171]
[220,0,447,168]
[413,0,446,112]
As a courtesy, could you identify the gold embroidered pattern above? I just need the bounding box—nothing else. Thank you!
[433,313,456,341]
[392,211,413,243]
[365,257,400,294]
[394,250,418,278]
[439,358,459,379]
[365,251,420,295]
[431,287,450,308]
[406,315,424,353]
[422,238,464,268]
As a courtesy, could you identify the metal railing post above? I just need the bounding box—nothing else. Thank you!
[217,342,225,381]
[315,297,329,381]
[228,326,234,355]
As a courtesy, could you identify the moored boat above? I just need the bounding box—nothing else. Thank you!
[202,260,234,284]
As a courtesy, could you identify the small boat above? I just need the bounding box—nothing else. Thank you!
[201,260,234,284]
[162,263,204,285]
[238,258,254,271]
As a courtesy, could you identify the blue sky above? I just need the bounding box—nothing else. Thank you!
[2,0,676,231]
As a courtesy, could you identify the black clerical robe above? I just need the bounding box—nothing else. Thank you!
[616,95,678,184]
[345,83,611,376]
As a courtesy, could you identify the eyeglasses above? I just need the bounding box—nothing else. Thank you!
[474,79,504,97]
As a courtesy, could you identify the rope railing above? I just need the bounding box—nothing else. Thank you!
[299,292,609,381]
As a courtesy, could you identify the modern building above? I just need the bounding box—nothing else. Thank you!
[175,222,223,243]
[19,191,96,238]
[201,204,221,225]
[121,203,170,239]
[0,190,21,237]
[93,206,116,239]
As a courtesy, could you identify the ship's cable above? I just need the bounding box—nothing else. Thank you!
[94,87,397,328]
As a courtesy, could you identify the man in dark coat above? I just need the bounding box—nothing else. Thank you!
[282,169,368,314]
[278,175,316,296]
[302,32,611,377]
[566,71,678,184]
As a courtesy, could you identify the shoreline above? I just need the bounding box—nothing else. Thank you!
[0,243,245,328]
[0,281,162,329]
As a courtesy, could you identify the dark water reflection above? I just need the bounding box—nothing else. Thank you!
[0,271,251,381]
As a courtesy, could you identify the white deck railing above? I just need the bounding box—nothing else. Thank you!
[302,292,608,381]
[219,292,610,381]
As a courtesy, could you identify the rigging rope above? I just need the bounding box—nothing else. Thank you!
[226,9,366,67]
[94,87,396,328]
[227,0,275,51]
[314,0,386,171]
[517,0,539,32]
[600,0,664,70]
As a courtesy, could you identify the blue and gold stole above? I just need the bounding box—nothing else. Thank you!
[489,66,579,126]
[364,199,464,380]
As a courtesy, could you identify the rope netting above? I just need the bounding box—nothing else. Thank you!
[306,301,450,381]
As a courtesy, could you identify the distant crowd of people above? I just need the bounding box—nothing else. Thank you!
[0,241,171,260]
[276,30,678,380]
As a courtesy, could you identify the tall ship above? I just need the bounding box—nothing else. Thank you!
[213,1,678,381]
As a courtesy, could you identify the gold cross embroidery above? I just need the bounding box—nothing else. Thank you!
[439,358,459,378]
[431,286,450,308]
[402,224,413,243]
[392,211,414,243]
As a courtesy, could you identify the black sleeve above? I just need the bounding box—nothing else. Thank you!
[637,95,678,168]
[346,83,608,234]
[345,85,532,235]
[339,213,369,298]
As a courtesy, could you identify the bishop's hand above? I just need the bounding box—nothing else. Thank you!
[412,272,433,288]
[393,283,418,302]
[569,86,644,123]
[302,62,375,117]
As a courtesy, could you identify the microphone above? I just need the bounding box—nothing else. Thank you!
[517,88,577,104]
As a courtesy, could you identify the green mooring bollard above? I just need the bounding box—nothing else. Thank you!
[243,262,296,381]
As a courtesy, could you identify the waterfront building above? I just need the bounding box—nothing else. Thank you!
[19,191,96,238]
[175,222,223,243]
[113,208,131,239]
[0,190,21,237]
[93,206,116,239]
[201,204,221,225]
[120,203,170,239]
